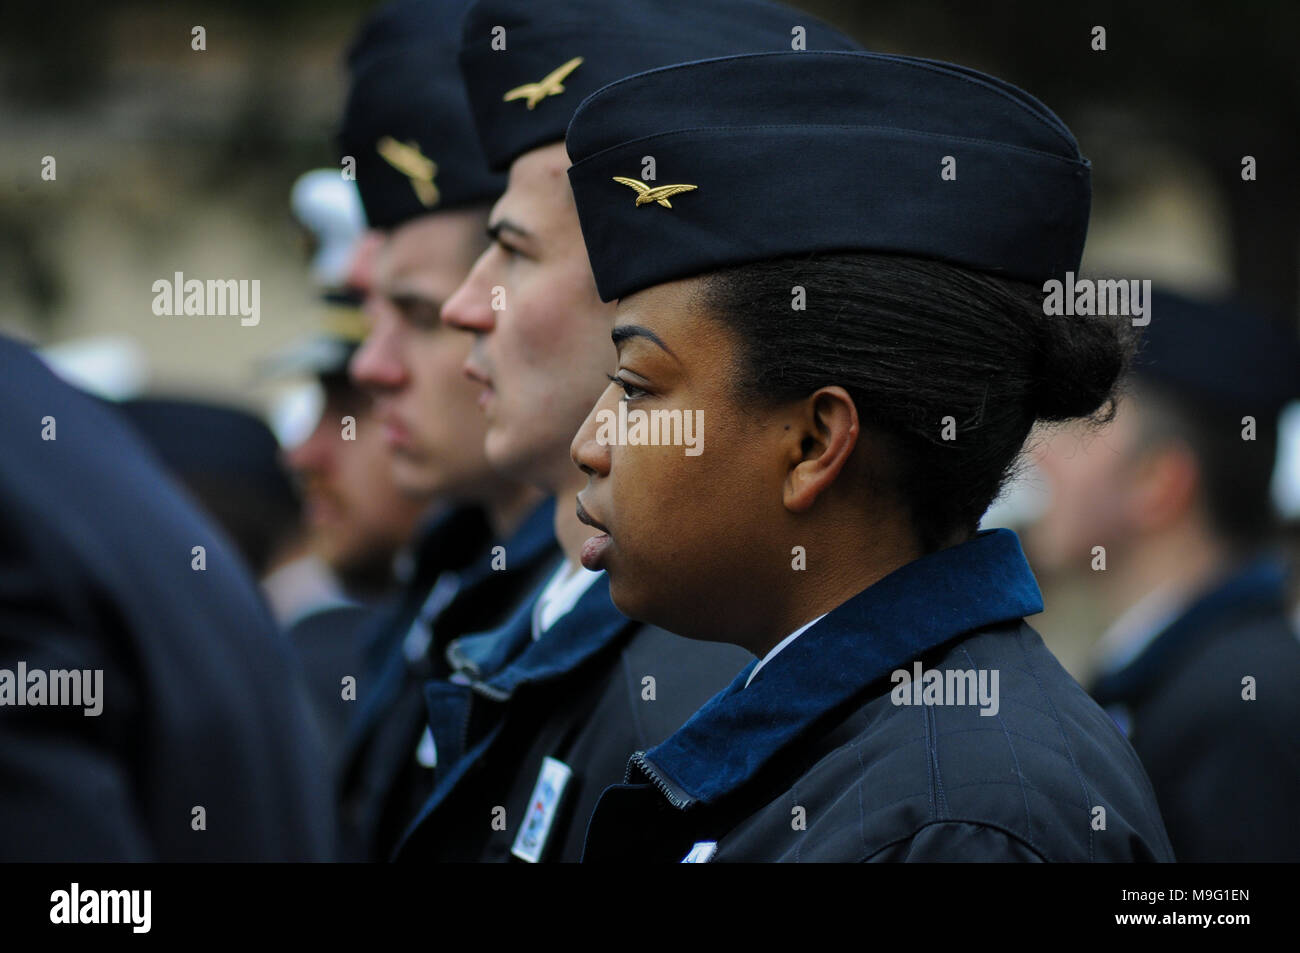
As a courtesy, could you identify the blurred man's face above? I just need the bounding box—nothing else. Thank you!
[350,209,497,498]
[1027,400,1145,574]
[284,379,428,576]
[440,142,616,493]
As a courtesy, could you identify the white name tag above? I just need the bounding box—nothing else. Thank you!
[681,841,718,863]
[510,756,573,863]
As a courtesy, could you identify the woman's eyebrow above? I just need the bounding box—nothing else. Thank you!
[611,324,676,359]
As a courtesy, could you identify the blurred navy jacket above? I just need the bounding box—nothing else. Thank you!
[0,336,334,860]
[1091,557,1300,862]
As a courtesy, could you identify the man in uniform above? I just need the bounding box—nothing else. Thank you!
[391,0,859,862]
[330,0,558,862]
[279,170,431,609]
[270,170,434,759]
[1029,289,1300,861]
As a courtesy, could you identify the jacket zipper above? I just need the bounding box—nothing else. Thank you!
[629,751,696,811]
[470,680,511,702]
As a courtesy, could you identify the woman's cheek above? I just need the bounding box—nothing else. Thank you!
[615,451,672,552]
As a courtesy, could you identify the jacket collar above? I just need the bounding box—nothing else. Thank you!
[357,504,492,675]
[447,568,633,700]
[454,496,557,596]
[1090,555,1288,705]
[636,528,1044,807]
[348,498,559,743]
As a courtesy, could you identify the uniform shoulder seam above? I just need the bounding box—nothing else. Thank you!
[862,818,1053,862]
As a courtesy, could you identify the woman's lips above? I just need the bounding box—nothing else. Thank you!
[579,532,611,571]
[575,497,612,571]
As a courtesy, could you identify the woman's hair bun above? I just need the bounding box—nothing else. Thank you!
[1030,305,1134,422]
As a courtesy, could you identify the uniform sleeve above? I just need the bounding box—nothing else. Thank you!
[0,562,155,861]
[866,821,1047,862]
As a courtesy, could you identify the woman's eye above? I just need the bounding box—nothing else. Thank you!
[606,373,646,401]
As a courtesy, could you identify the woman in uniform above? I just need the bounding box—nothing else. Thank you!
[564,50,1176,862]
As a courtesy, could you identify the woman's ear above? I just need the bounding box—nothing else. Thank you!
[783,386,860,513]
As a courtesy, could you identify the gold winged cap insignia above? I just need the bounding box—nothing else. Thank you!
[612,176,698,209]
[503,56,584,109]
[376,136,440,207]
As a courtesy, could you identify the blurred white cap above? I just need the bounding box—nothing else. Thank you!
[290,169,367,290]
[266,379,326,450]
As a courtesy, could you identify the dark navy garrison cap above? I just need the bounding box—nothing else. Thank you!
[566,51,1092,301]
[1135,290,1300,417]
[339,0,504,229]
[458,0,862,172]
[114,398,298,511]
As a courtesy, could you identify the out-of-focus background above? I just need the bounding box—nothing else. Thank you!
[3,0,1297,673]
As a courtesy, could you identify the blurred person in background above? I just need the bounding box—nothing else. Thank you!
[0,336,335,860]
[261,170,434,759]
[1027,289,1300,861]
[110,397,367,759]
[277,170,431,609]
[37,336,343,629]
[113,396,305,598]
[332,0,556,862]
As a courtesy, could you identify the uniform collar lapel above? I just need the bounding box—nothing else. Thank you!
[436,498,563,680]
[636,528,1044,807]
[454,570,633,700]
[443,585,539,681]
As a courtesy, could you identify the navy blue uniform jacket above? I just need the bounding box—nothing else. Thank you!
[1091,557,1300,862]
[582,529,1175,862]
[337,500,559,860]
[392,572,751,862]
[0,336,334,860]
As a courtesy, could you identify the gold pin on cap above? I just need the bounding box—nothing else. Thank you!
[376,136,440,208]
[612,176,698,209]
[503,56,584,110]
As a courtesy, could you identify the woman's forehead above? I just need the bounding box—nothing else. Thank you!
[614,281,740,363]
